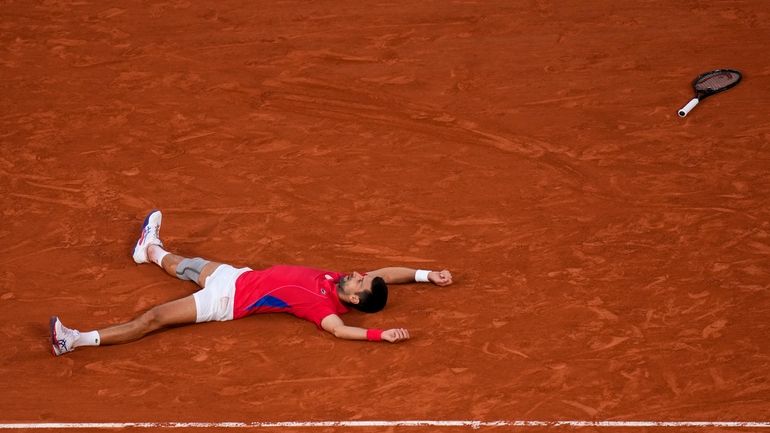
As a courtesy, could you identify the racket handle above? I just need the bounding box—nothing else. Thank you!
[678,98,699,117]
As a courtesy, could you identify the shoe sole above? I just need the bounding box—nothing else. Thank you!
[132,209,160,262]
[49,316,59,356]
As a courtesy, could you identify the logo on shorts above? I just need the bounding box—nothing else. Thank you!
[320,288,327,295]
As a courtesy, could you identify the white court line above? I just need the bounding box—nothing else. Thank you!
[1,421,770,429]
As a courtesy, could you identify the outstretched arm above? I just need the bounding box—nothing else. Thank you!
[366,267,453,286]
[320,314,410,343]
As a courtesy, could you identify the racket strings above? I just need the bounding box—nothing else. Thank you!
[695,72,739,91]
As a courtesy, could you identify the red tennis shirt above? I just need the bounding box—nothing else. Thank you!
[233,265,350,327]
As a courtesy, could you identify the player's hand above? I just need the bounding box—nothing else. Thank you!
[428,270,453,286]
[382,328,410,343]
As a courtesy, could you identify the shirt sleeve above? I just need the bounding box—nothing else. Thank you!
[301,306,337,329]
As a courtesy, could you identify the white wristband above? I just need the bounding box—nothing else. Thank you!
[415,269,431,282]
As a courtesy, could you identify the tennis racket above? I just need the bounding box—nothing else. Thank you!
[678,69,742,117]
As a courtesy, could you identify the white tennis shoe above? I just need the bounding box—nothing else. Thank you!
[132,209,163,264]
[49,316,80,356]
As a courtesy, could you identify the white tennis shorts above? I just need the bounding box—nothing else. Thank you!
[192,264,251,323]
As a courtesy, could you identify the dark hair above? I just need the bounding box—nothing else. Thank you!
[351,276,388,313]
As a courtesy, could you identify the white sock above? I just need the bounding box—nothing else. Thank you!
[76,330,101,347]
[149,245,170,267]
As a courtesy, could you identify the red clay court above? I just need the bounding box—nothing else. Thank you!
[1,1,769,432]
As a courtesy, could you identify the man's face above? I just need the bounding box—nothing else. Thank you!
[339,271,373,301]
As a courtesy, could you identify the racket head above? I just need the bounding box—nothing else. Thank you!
[692,69,742,99]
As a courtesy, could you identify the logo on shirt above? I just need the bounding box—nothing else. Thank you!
[321,275,333,294]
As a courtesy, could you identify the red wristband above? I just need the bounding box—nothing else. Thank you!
[366,329,383,341]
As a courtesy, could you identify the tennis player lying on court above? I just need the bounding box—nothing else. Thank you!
[49,210,453,356]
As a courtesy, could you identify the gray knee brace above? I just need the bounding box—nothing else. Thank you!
[176,257,209,282]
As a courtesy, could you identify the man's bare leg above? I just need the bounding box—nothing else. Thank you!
[97,295,197,344]
[50,271,201,354]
